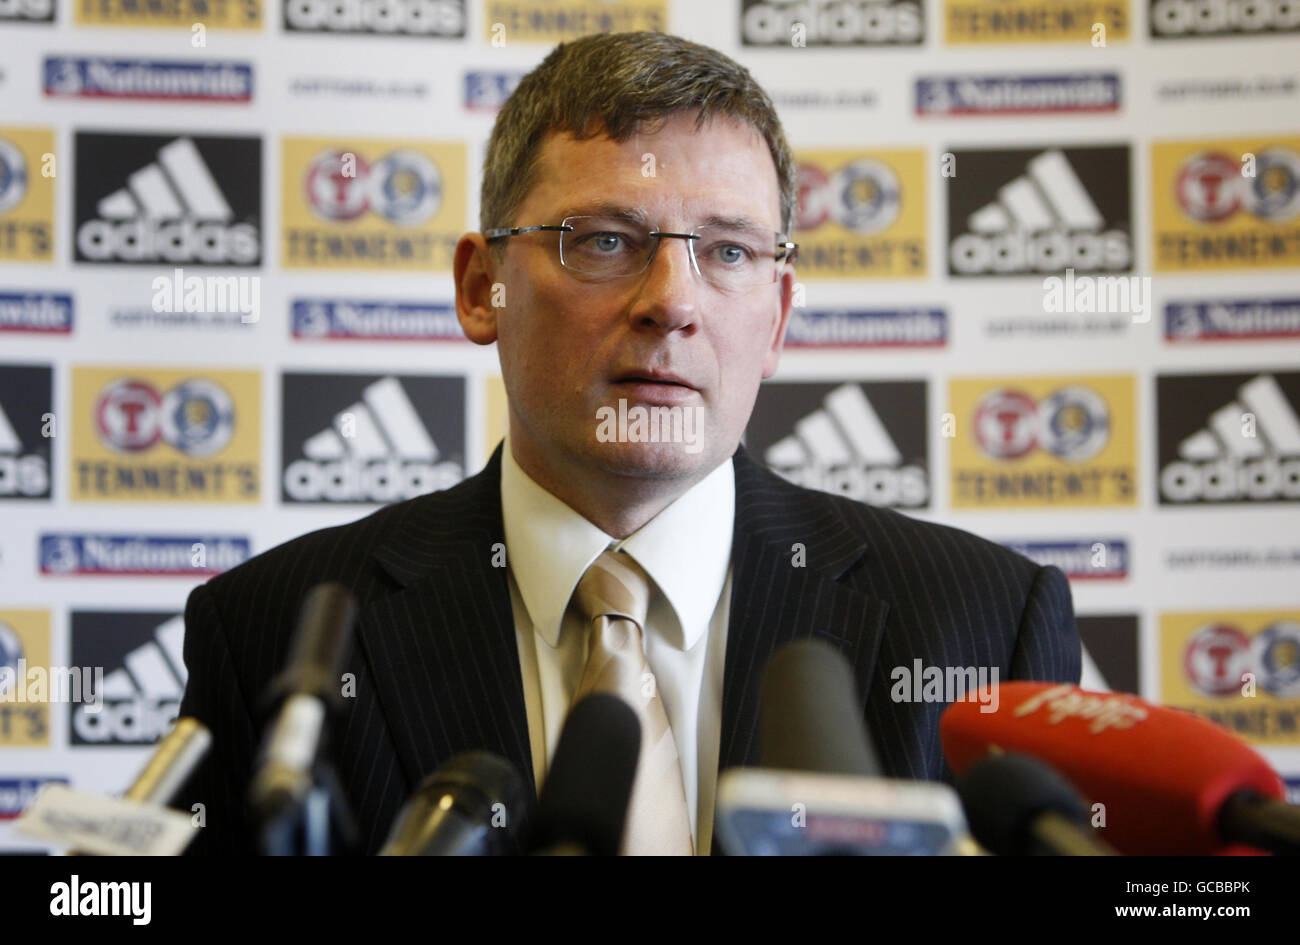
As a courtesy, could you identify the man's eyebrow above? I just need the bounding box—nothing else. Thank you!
[561,203,772,233]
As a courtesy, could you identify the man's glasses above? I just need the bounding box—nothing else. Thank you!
[484,215,798,294]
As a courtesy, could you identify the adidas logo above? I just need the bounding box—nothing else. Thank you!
[0,401,48,497]
[950,149,1131,275]
[1161,374,1300,502]
[763,382,928,506]
[75,137,260,265]
[283,376,463,502]
[72,615,186,745]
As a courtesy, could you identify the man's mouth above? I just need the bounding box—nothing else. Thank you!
[611,369,696,390]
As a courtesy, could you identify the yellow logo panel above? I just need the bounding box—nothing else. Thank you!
[945,0,1128,43]
[0,128,55,264]
[949,375,1136,508]
[71,366,260,503]
[0,610,51,748]
[483,375,509,468]
[484,0,666,42]
[1152,136,1300,272]
[76,0,262,28]
[793,149,927,280]
[1161,612,1300,746]
[282,137,466,272]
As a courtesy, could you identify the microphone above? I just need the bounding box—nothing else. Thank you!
[124,717,212,806]
[526,692,641,856]
[941,681,1297,856]
[380,751,530,856]
[716,640,968,856]
[760,638,881,776]
[955,752,1115,855]
[249,582,358,855]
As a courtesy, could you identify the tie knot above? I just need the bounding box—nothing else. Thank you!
[574,550,650,630]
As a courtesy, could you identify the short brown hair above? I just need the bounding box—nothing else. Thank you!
[479,31,797,243]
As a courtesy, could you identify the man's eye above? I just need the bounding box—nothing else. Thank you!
[711,243,754,265]
[575,232,630,253]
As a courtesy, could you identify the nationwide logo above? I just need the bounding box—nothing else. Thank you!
[1151,0,1300,37]
[951,375,1136,508]
[39,534,252,576]
[75,0,261,28]
[916,73,1121,116]
[0,291,72,334]
[947,147,1132,276]
[1002,539,1130,580]
[292,299,462,341]
[74,134,261,266]
[1166,297,1300,342]
[784,307,947,348]
[282,373,466,503]
[0,611,50,747]
[465,71,524,110]
[282,138,464,271]
[0,0,53,21]
[0,778,69,820]
[794,150,927,278]
[0,128,55,263]
[69,613,186,747]
[1162,611,1300,745]
[1157,372,1300,504]
[0,364,53,500]
[746,381,929,508]
[285,0,465,34]
[44,56,253,103]
[1153,138,1300,272]
[72,367,260,503]
[945,0,1128,43]
[741,0,924,44]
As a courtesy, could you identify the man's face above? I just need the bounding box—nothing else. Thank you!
[467,110,793,484]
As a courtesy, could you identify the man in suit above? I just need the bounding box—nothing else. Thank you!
[177,31,1080,855]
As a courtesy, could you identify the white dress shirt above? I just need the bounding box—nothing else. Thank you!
[500,433,734,855]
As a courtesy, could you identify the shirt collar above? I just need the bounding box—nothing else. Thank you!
[500,432,734,652]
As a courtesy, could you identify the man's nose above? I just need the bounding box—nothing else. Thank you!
[629,234,699,334]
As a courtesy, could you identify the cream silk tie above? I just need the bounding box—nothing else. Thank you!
[570,549,695,856]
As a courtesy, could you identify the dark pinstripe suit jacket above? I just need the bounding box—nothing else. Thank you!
[176,441,1080,854]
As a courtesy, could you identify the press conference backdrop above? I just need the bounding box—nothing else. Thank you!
[1,0,1299,849]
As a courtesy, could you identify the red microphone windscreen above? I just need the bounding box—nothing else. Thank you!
[940,682,1285,855]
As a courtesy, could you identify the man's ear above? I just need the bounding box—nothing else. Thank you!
[761,266,795,379]
[455,233,501,345]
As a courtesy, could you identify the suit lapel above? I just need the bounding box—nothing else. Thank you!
[356,444,536,803]
[718,446,892,772]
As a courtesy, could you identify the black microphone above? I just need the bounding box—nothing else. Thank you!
[527,692,641,856]
[716,640,968,855]
[249,582,358,855]
[760,638,881,775]
[380,751,530,855]
[956,752,1116,856]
